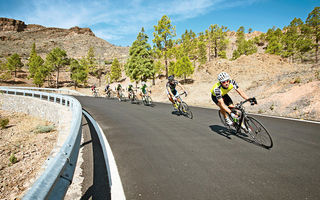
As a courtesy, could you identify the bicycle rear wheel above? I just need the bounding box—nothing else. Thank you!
[146,96,152,106]
[181,102,193,119]
[244,116,273,148]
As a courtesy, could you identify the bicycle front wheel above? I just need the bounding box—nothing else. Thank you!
[181,102,193,119]
[245,116,273,148]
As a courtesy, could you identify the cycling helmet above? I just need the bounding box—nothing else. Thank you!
[168,75,174,81]
[141,81,146,85]
[217,72,230,82]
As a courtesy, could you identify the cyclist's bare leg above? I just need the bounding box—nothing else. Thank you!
[167,94,175,104]
[217,101,231,118]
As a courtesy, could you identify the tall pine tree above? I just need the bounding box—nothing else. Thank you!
[306,7,320,63]
[153,15,176,78]
[125,28,154,82]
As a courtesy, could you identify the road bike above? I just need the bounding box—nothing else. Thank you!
[128,90,138,104]
[117,89,126,101]
[92,89,99,97]
[105,89,113,98]
[173,92,193,119]
[142,90,152,106]
[218,97,273,149]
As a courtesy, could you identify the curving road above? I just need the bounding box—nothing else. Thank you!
[76,96,320,200]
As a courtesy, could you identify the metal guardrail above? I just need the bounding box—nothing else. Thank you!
[1,86,85,96]
[0,87,83,200]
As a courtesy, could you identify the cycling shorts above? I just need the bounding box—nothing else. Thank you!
[167,89,177,96]
[211,94,233,106]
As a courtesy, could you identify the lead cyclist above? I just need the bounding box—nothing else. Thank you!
[211,72,252,126]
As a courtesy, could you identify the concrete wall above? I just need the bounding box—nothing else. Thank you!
[0,94,73,149]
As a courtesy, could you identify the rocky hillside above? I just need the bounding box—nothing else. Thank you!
[0,18,129,62]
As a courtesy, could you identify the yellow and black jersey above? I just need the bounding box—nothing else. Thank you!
[210,80,239,99]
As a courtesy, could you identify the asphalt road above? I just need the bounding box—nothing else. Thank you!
[76,96,320,200]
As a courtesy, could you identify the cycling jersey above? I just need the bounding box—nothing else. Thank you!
[141,84,147,94]
[116,85,122,91]
[166,81,178,92]
[210,80,239,99]
[128,85,133,92]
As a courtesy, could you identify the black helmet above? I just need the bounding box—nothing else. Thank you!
[168,75,174,81]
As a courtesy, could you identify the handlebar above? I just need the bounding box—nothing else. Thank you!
[179,91,188,97]
[237,97,257,108]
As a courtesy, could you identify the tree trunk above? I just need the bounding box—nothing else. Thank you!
[152,74,155,85]
[56,67,59,88]
[208,44,211,62]
[316,38,318,63]
[214,40,218,58]
[165,58,168,79]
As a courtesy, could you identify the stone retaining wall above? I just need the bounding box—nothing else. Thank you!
[0,94,72,148]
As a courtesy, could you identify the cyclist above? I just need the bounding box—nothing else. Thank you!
[91,84,97,96]
[211,72,249,126]
[127,84,134,99]
[166,75,187,110]
[140,81,149,99]
[105,84,111,97]
[116,83,122,101]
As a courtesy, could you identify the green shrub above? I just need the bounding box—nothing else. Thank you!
[270,104,274,111]
[293,77,301,84]
[35,125,54,133]
[9,153,17,165]
[0,118,9,129]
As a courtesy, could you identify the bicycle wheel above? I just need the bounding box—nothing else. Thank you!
[181,102,193,119]
[244,116,273,148]
[146,96,152,106]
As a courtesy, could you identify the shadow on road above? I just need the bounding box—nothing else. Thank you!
[209,124,271,150]
[81,115,111,200]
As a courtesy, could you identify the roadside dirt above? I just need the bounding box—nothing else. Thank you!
[0,110,57,200]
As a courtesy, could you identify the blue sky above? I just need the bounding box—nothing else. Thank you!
[0,0,318,47]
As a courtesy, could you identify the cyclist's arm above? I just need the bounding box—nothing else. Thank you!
[217,98,232,115]
[166,85,174,97]
[176,82,186,94]
[235,88,249,100]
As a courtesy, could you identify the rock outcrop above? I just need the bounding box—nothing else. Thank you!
[0,18,128,62]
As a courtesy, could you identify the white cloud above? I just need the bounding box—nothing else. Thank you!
[10,0,263,45]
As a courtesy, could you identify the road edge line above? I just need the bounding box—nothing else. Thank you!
[82,110,126,200]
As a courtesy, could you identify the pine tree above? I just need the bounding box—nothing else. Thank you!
[125,28,154,82]
[306,7,320,63]
[206,24,229,60]
[45,48,68,88]
[87,47,98,75]
[70,59,88,88]
[0,60,11,81]
[197,32,207,65]
[153,15,176,78]
[110,58,121,82]
[265,27,283,55]
[232,26,257,60]
[6,53,23,78]
[174,56,194,83]
[33,63,50,87]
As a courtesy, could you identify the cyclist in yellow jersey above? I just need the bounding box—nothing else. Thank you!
[211,72,249,126]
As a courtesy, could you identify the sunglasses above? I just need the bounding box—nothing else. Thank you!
[221,80,230,84]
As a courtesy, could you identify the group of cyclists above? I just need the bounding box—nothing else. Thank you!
[92,71,255,125]
[92,81,151,102]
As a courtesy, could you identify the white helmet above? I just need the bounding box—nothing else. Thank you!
[217,72,230,82]
[141,81,146,85]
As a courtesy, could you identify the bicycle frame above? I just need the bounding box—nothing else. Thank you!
[231,98,257,133]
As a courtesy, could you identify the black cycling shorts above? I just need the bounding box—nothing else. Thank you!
[211,94,233,106]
